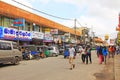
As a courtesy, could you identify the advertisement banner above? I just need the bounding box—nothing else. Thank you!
[17,30,32,41]
[31,31,44,39]
[0,26,32,41]
[44,28,50,33]
[44,33,53,42]
[50,29,58,34]
[13,18,25,27]
[4,27,16,40]
[0,26,4,38]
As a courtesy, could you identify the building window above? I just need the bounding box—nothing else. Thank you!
[32,23,40,32]
[3,17,10,27]
[25,22,30,31]
[35,25,40,32]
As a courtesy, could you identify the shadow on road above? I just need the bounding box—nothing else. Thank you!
[94,58,115,80]
[0,64,17,68]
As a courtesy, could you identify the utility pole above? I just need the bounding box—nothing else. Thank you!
[74,19,77,45]
[17,26,20,47]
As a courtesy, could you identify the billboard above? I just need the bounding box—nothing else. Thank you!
[13,19,25,27]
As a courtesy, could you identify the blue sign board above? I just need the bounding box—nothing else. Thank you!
[0,26,4,38]
[13,19,25,27]
[0,26,32,41]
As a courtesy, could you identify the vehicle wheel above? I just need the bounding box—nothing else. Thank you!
[52,53,56,57]
[12,57,20,65]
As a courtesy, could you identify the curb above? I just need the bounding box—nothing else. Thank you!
[114,54,120,80]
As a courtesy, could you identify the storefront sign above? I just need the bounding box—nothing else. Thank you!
[18,30,32,41]
[4,27,16,40]
[13,18,25,27]
[44,33,53,41]
[0,26,4,38]
[117,31,120,43]
[0,27,31,41]
[44,28,50,33]
[50,29,58,34]
[31,31,44,39]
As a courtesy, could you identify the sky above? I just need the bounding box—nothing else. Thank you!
[1,0,120,40]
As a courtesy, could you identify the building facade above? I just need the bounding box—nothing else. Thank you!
[0,1,81,46]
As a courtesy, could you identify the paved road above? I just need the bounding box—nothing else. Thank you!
[0,51,105,80]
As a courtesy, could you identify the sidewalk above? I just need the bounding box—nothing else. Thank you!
[114,54,120,80]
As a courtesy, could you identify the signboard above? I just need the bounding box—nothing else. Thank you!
[31,31,44,39]
[17,30,32,41]
[13,19,25,27]
[0,26,4,38]
[50,29,58,34]
[44,28,50,33]
[0,26,32,41]
[117,31,120,43]
[44,33,53,42]
[4,27,16,40]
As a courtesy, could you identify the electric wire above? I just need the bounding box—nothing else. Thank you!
[76,19,83,27]
[11,0,74,21]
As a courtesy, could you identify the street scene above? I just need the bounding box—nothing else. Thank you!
[0,0,120,80]
[0,51,107,80]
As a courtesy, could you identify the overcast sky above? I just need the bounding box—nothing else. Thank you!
[1,0,120,40]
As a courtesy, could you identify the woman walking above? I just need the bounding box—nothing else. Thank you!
[98,46,103,64]
[102,46,108,64]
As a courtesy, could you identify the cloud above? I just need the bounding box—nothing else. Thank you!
[54,0,119,38]
[1,0,119,39]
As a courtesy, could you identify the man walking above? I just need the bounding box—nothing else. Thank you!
[69,44,75,70]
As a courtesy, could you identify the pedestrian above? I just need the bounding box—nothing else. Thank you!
[80,47,86,63]
[64,47,69,59]
[84,47,88,64]
[96,46,100,57]
[102,46,108,64]
[98,46,103,64]
[116,45,120,55]
[111,46,116,58]
[68,44,75,70]
[87,46,92,64]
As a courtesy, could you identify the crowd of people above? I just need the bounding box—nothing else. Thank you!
[64,44,120,70]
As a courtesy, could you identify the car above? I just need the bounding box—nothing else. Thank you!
[48,46,59,57]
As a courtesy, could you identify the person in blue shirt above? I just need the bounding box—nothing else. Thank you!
[102,46,108,64]
[96,46,100,57]
[64,47,69,59]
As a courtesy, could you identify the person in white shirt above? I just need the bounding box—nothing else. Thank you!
[80,47,86,63]
[69,44,75,70]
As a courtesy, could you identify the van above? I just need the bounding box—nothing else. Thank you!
[0,40,22,65]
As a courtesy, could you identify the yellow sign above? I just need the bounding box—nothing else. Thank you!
[45,28,50,33]
[117,31,120,43]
